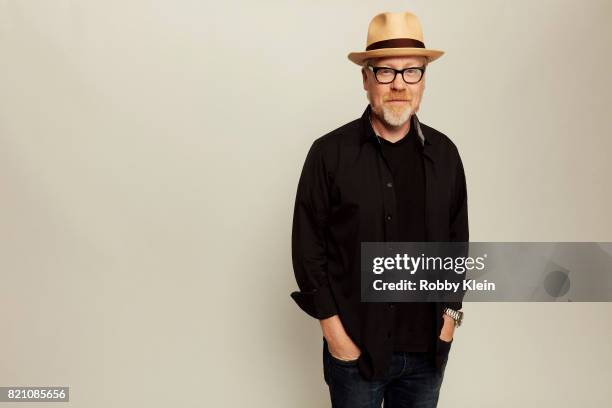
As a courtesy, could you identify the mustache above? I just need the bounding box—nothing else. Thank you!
[384,94,411,101]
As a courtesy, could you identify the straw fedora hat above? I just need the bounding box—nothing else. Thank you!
[348,12,444,65]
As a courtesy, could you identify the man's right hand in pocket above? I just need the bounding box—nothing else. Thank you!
[320,315,361,361]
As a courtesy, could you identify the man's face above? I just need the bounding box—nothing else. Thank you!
[362,56,428,127]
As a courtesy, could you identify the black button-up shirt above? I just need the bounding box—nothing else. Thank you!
[378,122,435,353]
[290,105,469,380]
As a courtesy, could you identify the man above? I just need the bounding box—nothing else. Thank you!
[291,11,468,407]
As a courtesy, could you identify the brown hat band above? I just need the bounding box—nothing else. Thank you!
[366,38,425,51]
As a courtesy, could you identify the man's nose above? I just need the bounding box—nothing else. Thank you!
[390,72,406,91]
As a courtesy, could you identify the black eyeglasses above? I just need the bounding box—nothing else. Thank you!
[366,65,426,84]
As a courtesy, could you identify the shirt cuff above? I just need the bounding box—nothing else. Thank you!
[444,301,463,311]
[290,285,338,319]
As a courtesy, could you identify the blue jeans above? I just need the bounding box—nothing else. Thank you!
[323,342,447,408]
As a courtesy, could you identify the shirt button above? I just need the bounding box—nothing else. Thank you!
[386,182,393,188]
[388,303,395,309]
[386,214,392,221]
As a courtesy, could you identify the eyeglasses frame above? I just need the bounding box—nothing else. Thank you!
[366,65,426,84]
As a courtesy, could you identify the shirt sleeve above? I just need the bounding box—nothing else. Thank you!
[446,154,469,311]
[290,139,339,320]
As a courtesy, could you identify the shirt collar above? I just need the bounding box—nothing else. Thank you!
[360,104,431,147]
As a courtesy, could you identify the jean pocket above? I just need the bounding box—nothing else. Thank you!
[437,336,453,351]
[329,353,359,366]
[325,345,360,366]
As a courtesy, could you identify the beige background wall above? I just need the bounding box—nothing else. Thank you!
[1,1,611,407]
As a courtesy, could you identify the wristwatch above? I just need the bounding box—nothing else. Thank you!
[443,308,464,328]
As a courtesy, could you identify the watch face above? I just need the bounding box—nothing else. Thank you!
[445,309,463,327]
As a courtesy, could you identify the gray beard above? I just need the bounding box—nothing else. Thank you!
[381,104,413,127]
[368,93,414,127]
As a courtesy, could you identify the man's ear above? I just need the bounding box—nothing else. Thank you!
[362,68,368,91]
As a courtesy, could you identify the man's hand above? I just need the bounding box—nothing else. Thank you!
[320,315,361,361]
[439,313,456,342]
